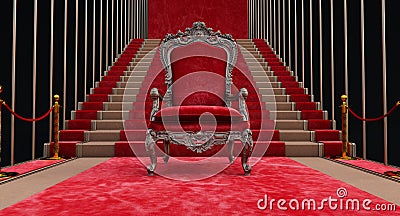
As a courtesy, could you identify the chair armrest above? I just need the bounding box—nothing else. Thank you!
[228,88,249,121]
[149,88,161,121]
[238,88,249,121]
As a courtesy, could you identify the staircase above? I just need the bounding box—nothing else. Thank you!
[45,38,349,158]
[238,39,346,157]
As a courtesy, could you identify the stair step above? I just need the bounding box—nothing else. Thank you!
[71,119,311,131]
[258,88,286,95]
[275,120,306,130]
[270,111,300,120]
[93,120,125,130]
[262,95,289,102]
[55,140,323,157]
[242,53,262,59]
[82,110,306,121]
[242,48,258,53]
[77,102,134,111]
[90,88,141,95]
[104,102,134,111]
[76,141,116,157]
[284,141,320,157]
[84,130,121,142]
[102,111,129,120]
[265,102,294,111]
[131,57,154,62]
[252,75,277,82]
[256,82,281,88]
[104,71,148,77]
[85,94,137,103]
[111,88,140,95]
[278,130,312,141]
[243,58,264,63]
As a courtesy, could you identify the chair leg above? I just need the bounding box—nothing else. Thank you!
[227,136,235,164]
[163,140,170,164]
[241,144,252,176]
[241,129,254,176]
[145,129,157,176]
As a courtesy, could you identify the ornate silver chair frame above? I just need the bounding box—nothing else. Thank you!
[145,22,253,176]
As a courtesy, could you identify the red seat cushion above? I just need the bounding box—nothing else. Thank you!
[149,121,250,132]
[153,106,243,122]
[150,106,249,132]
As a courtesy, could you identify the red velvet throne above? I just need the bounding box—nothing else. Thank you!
[145,22,253,176]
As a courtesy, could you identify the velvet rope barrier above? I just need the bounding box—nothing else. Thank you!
[347,101,400,122]
[2,102,54,122]
[0,92,61,161]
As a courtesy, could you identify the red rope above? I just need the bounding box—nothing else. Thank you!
[348,102,399,122]
[2,103,54,122]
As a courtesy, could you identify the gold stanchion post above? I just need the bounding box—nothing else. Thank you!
[52,94,60,159]
[341,95,350,159]
[0,86,18,178]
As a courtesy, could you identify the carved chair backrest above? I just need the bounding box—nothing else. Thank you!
[159,22,238,107]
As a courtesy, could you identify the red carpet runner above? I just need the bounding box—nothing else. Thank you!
[0,160,63,182]
[0,157,398,215]
[336,159,400,177]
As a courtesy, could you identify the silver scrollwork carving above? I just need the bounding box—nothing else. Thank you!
[168,131,228,153]
[149,88,160,121]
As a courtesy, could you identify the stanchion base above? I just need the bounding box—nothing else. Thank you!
[41,157,64,160]
[329,155,360,160]
[0,171,19,180]
[384,171,400,179]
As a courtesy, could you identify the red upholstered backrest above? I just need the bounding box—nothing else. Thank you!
[170,42,228,106]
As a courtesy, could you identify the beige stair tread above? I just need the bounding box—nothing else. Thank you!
[275,120,306,130]
[258,88,285,95]
[104,102,134,111]
[108,95,137,102]
[284,141,320,157]
[269,111,299,120]
[101,110,129,120]
[262,95,288,102]
[265,102,293,111]
[85,130,121,133]
[256,82,281,88]
[93,120,124,130]
[284,141,318,145]
[278,130,312,141]
[84,130,121,142]
[94,119,124,122]
[81,141,116,146]
[77,141,116,157]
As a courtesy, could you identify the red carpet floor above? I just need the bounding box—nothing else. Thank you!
[337,159,400,175]
[1,159,64,182]
[1,157,398,215]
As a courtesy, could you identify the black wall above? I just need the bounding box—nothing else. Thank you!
[285,0,400,166]
[0,0,122,166]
